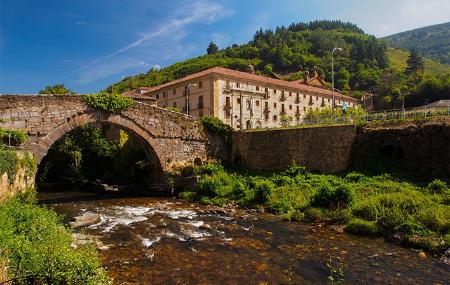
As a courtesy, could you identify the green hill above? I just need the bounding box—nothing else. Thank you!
[108,20,388,95]
[382,22,450,64]
[387,47,450,76]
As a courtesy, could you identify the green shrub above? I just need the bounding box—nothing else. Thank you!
[427,179,448,194]
[0,150,18,182]
[83,91,134,113]
[0,128,28,146]
[200,116,232,144]
[178,191,197,201]
[304,207,330,223]
[252,178,275,204]
[345,219,379,236]
[416,205,450,232]
[311,184,355,210]
[267,185,309,214]
[345,172,364,182]
[330,208,353,224]
[0,198,109,284]
[198,171,234,197]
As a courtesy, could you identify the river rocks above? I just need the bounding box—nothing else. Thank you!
[71,233,110,250]
[69,213,101,228]
[418,251,427,258]
[439,248,450,265]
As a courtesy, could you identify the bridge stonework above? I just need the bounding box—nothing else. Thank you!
[0,95,211,172]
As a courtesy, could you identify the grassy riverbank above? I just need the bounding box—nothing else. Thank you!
[177,163,450,253]
[0,191,109,284]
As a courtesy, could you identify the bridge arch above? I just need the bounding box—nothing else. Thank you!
[0,95,212,187]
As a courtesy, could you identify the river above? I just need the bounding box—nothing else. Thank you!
[38,191,449,285]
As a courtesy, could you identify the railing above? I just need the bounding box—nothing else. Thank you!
[297,106,450,126]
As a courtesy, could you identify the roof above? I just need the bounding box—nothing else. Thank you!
[418,100,450,108]
[135,67,358,102]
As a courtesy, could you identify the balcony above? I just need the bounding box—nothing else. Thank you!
[280,94,287,102]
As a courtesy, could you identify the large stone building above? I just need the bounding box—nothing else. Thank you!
[125,67,359,130]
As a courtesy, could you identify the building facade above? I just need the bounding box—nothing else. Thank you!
[126,67,359,130]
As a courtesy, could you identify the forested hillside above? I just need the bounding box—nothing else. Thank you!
[108,20,387,95]
[107,20,449,109]
[383,22,450,64]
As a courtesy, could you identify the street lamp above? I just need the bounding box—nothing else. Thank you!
[185,83,196,115]
[331,47,342,121]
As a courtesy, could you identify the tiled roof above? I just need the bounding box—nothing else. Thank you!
[135,67,358,102]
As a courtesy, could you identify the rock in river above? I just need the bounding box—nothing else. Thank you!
[70,213,101,228]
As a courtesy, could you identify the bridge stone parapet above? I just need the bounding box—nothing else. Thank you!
[0,95,210,173]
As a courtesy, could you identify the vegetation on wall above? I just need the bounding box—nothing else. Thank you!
[0,127,27,146]
[176,162,450,253]
[83,91,134,113]
[200,116,233,144]
[0,193,109,284]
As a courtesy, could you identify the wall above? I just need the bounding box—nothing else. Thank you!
[0,151,36,201]
[351,117,450,179]
[232,117,450,178]
[232,125,357,172]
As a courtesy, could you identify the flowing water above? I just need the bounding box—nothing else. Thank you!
[39,191,449,285]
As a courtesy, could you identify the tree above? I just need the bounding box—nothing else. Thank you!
[207,42,219,55]
[39,84,75,95]
[405,49,424,76]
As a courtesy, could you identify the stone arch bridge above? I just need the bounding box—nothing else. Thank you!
[0,95,221,184]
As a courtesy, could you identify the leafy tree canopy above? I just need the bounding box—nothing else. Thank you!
[207,42,219,55]
[39,84,75,95]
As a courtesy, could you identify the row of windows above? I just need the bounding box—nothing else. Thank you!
[156,81,203,99]
[162,95,204,110]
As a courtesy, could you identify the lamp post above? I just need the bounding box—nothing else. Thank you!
[331,47,342,121]
[185,83,196,115]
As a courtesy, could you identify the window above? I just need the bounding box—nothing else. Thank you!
[256,86,260,91]
[156,94,160,99]
[303,107,306,111]
[328,98,330,102]
[173,102,177,108]
[237,98,241,104]
[273,115,278,121]
[296,106,299,113]
[273,89,277,94]
[303,94,306,99]
[173,88,176,95]
[246,100,251,110]
[265,102,268,109]
[225,97,231,117]
[237,82,241,88]
[316,96,318,101]
[255,100,260,106]
[281,104,285,112]
[289,92,292,96]
[281,91,285,96]
[289,105,292,110]
[265,87,268,93]
[198,81,203,88]
[274,103,277,108]
[226,97,231,107]
[198,95,204,109]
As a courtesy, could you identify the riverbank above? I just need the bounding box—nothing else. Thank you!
[174,163,450,255]
[0,191,110,284]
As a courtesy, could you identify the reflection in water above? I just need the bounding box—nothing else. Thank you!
[39,192,450,285]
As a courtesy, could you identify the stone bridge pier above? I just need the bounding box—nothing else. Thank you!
[0,95,219,187]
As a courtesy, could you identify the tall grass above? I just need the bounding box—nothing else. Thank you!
[177,163,450,252]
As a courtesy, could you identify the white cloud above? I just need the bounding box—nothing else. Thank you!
[74,0,234,83]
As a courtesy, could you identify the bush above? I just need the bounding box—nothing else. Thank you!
[0,128,28,146]
[345,219,379,236]
[311,184,355,210]
[178,191,197,201]
[200,116,232,144]
[0,150,18,182]
[304,207,330,223]
[267,185,309,214]
[427,179,448,194]
[252,178,275,204]
[83,91,134,113]
[0,197,109,284]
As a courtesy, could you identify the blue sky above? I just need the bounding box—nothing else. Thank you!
[1,0,449,94]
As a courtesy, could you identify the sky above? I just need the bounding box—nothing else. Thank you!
[1,0,449,94]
